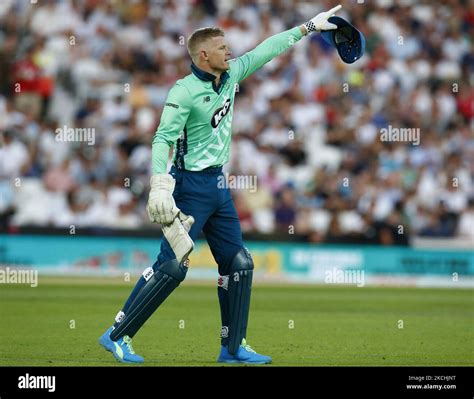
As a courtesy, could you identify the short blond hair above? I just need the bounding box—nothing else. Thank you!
[187,27,225,62]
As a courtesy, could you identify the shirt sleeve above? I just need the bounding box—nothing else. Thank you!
[152,83,192,174]
[229,26,304,83]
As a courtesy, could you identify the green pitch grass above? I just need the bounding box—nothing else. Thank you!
[0,277,472,366]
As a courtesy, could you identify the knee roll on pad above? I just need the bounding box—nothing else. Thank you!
[227,247,254,355]
[110,259,187,341]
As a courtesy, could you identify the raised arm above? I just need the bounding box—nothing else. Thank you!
[229,27,304,83]
[230,5,342,83]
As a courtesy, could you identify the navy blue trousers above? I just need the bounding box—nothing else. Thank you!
[156,166,243,274]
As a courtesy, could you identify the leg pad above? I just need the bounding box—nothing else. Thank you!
[110,259,187,341]
[227,248,254,355]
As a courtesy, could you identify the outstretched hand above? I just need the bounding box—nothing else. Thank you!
[305,5,342,33]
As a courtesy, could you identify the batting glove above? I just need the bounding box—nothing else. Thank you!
[304,4,342,32]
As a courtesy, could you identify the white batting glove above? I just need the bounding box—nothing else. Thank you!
[146,174,179,225]
[304,4,342,32]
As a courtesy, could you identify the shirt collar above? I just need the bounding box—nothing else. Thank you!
[191,62,229,93]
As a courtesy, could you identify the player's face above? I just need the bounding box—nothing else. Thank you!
[205,36,232,73]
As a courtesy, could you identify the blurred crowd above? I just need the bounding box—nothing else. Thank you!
[0,0,472,244]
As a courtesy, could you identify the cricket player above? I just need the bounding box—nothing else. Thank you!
[99,4,357,364]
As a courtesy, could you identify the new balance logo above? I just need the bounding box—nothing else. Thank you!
[220,326,229,338]
[203,96,210,103]
[115,310,125,323]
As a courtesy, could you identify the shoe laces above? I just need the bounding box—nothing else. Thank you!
[122,336,136,354]
[241,338,256,353]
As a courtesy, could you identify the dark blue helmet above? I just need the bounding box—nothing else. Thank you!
[320,16,366,64]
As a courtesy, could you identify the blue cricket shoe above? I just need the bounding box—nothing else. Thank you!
[217,339,272,364]
[99,326,144,364]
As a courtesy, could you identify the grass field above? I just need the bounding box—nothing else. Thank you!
[0,277,473,366]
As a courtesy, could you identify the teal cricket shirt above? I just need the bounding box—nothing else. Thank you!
[152,26,304,174]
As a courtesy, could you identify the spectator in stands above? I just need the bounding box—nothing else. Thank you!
[0,0,471,243]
